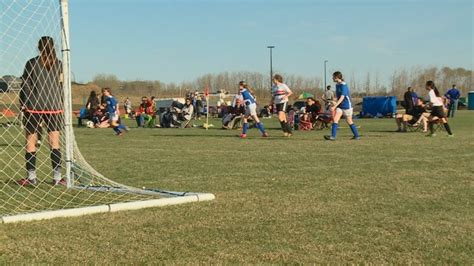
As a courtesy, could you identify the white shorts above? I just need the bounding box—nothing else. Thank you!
[109,113,119,122]
[245,103,257,117]
[336,108,353,118]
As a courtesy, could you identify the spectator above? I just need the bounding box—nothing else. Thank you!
[302,97,321,124]
[403,87,416,115]
[178,98,194,127]
[85,90,100,119]
[444,84,461,118]
[259,105,272,118]
[135,96,154,127]
[395,98,428,132]
[124,97,132,118]
[322,85,334,111]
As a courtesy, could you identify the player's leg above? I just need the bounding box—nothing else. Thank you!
[241,115,249,138]
[325,108,342,140]
[19,112,40,185]
[345,110,360,139]
[45,113,65,184]
[395,114,403,131]
[252,114,268,137]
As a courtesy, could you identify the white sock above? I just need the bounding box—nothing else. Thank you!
[27,170,37,181]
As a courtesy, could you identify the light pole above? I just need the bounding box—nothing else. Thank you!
[324,60,328,90]
[267,46,275,90]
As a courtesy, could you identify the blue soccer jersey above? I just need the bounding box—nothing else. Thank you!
[105,95,118,114]
[240,88,256,105]
[336,82,352,110]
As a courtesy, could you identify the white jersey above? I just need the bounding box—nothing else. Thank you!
[429,89,443,106]
[272,83,291,104]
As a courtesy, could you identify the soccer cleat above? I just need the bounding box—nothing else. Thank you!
[123,126,130,132]
[52,178,67,186]
[17,178,37,186]
[426,133,436,137]
[324,135,336,141]
[240,133,247,139]
[350,136,360,140]
[285,133,293,137]
[283,132,289,137]
[447,134,454,137]
[262,132,269,137]
[116,132,124,137]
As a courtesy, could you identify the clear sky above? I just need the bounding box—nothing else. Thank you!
[69,0,473,85]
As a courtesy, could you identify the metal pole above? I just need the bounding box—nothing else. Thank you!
[324,60,328,90]
[60,0,74,188]
[267,46,275,90]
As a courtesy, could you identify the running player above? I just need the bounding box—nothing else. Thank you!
[271,74,293,137]
[425,80,453,137]
[238,81,268,138]
[17,36,65,186]
[324,71,360,141]
[103,88,128,136]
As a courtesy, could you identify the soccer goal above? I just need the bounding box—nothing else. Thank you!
[0,0,214,223]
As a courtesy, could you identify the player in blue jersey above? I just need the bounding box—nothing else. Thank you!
[239,81,268,138]
[324,71,360,141]
[103,88,128,136]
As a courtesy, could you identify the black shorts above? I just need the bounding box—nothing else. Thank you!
[275,102,288,112]
[23,111,64,135]
[430,106,446,118]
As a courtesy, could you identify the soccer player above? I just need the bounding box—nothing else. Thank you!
[17,36,65,186]
[238,81,268,138]
[103,88,128,136]
[271,74,293,137]
[426,81,453,137]
[324,71,360,141]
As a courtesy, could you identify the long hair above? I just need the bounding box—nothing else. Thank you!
[38,36,57,71]
[273,74,283,83]
[426,80,440,97]
[89,90,97,99]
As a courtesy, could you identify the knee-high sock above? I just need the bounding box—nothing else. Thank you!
[51,149,61,171]
[280,121,288,133]
[242,123,249,134]
[256,122,266,134]
[331,123,338,138]
[349,124,359,138]
[443,123,453,135]
[429,122,434,134]
[25,152,36,173]
[286,122,293,133]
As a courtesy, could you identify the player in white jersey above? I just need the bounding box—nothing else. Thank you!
[425,80,453,137]
[271,74,293,136]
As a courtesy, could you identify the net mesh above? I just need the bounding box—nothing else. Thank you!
[0,0,170,218]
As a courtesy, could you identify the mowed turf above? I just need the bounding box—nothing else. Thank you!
[1,111,473,263]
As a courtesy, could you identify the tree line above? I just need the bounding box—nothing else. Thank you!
[72,66,471,104]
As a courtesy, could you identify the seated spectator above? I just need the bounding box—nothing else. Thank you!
[259,105,272,118]
[395,98,428,132]
[173,98,194,128]
[135,96,154,127]
[303,97,321,123]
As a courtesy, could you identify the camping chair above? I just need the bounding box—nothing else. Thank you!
[313,112,332,130]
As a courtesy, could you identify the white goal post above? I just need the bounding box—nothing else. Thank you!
[0,0,214,224]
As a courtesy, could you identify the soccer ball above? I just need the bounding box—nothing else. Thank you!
[86,121,94,128]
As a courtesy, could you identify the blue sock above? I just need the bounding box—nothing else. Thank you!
[113,127,121,134]
[242,123,249,134]
[118,124,126,130]
[331,123,338,138]
[256,122,266,134]
[349,124,359,138]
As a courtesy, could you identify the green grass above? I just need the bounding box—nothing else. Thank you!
[1,111,473,263]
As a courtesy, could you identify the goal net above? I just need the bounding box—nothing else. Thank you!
[0,0,213,223]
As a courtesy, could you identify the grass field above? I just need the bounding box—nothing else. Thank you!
[1,111,473,263]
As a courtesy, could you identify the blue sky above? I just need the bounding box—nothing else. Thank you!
[69,0,473,85]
